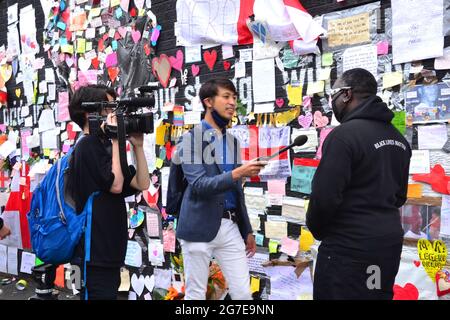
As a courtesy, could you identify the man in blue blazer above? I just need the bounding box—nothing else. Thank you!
[174,78,267,300]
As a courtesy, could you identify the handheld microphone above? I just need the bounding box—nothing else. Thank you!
[255,135,308,162]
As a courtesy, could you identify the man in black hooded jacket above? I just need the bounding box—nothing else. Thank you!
[306,68,411,300]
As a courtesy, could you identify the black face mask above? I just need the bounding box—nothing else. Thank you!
[211,109,230,128]
[331,91,348,123]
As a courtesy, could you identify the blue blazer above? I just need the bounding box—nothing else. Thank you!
[174,123,253,242]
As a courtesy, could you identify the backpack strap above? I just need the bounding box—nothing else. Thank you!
[55,159,67,225]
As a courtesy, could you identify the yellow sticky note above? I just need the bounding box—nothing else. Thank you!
[407,184,423,198]
[306,81,325,96]
[155,124,167,146]
[139,9,146,16]
[43,148,51,157]
[299,227,314,252]
[250,276,260,293]
[383,72,403,89]
[269,240,279,253]
[86,42,93,52]
[61,45,74,54]
[76,39,86,53]
[322,53,333,67]
[287,85,303,106]
[318,67,331,81]
[110,0,120,6]
[155,158,164,169]
[89,8,102,18]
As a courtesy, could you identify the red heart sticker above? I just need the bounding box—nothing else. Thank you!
[393,283,419,300]
[67,123,77,140]
[114,32,121,40]
[223,60,231,70]
[102,33,109,41]
[65,29,72,40]
[203,50,217,71]
[144,43,151,56]
[108,67,119,83]
[98,39,105,52]
[130,8,137,17]
[414,260,420,267]
[91,57,99,69]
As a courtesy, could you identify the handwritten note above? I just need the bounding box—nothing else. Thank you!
[125,240,142,268]
[418,124,448,150]
[327,12,370,48]
[409,150,430,174]
[343,44,377,77]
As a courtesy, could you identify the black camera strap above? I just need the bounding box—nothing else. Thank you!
[116,113,132,181]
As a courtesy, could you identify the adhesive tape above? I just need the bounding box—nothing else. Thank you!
[15,279,27,291]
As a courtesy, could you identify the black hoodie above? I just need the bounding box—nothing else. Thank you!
[306,96,411,252]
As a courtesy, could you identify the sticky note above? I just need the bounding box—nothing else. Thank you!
[155,158,164,169]
[392,111,406,135]
[115,8,123,19]
[56,21,66,31]
[377,41,389,55]
[269,240,279,253]
[383,72,403,89]
[287,85,303,106]
[250,276,260,293]
[76,38,86,53]
[155,124,167,146]
[43,148,51,157]
[299,227,314,252]
[61,45,74,54]
[86,42,93,52]
[267,179,286,195]
[255,233,264,246]
[306,81,325,96]
[322,52,333,67]
[112,40,118,51]
[407,184,423,198]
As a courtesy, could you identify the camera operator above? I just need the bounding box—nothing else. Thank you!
[68,84,150,300]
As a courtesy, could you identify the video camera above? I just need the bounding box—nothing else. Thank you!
[81,95,155,138]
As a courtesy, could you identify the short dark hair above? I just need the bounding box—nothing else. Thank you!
[69,85,117,129]
[340,68,378,97]
[199,78,237,109]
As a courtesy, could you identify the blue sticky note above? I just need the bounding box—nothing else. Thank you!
[255,233,264,246]
[111,40,118,51]
[159,146,166,160]
[290,165,317,194]
[115,8,123,19]
[56,21,66,31]
[59,37,68,46]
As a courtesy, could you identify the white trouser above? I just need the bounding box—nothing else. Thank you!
[180,218,252,300]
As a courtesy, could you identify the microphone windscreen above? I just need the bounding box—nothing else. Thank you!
[293,135,308,147]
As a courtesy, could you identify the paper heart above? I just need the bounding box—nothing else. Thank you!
[418,239,448,281]
[98,39,105,52]
[144,275,155,292]
[91,57,99,69]
[144,43,151,56]
[108,67,120,83]
[152,54,172,88]
[169,50,184,72]
[131,274,145,296]
[191,64,200,77]
[130,7,137,17]
[436,271,450,297]
[105,52,118,68]
[65,56,74,67]
[313,111,329,128]
[153,249,158,256]
[77,57,91,72]
[223,60,231,71]
[275,98,284,108]
[393,283,419,300]
[61,10,70,23]
[118,27,127,38]
[414,260,420,267]
[114,31,121,41]
[15,88,21,98]
[203,50,217,71]
[131,30,141,43]
[0,64,12,83]
[65,29,72,41]
[135,0,145,10]
[102,33,109,41]
[298,113,313,129]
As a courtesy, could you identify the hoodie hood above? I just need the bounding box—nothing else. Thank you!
[341,95,394,123]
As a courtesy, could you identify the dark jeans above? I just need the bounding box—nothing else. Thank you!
[313,244,402,300]
[79,265,121,300]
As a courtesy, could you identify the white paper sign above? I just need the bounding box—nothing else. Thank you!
[252,58,275,103]
[125,240,143,268]
[409,150,430,174]
[343,44,378,78]
[20,251,36,274]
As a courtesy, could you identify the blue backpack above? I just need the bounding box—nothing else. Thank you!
[27,144,97,266]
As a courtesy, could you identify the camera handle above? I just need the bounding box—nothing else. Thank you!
[116,113,132,181]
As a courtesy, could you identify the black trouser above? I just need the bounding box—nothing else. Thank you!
[313,244,402,300]
[79,265,121,300]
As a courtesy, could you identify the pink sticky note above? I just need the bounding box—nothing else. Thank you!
[267,179,286,196]
[316,127,334,160]
[280,237,299,257]
[163,229,176,253]
[21,131,31,157]
[77,70,98,89]
[377,41,389,55]
[58,91,70,122]
[105,52,118,68]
